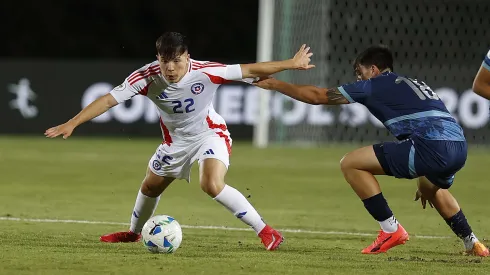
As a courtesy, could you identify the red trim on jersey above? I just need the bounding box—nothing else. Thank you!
[128,65,160,82]
[193,61,225,66]
[128,65,157,82]
[128,67,160,85]
[191,61,226,71]
[192,64,226,70]
[191,61,204,66]
[129,69,160,85]
[138,80,155,96]
[193,61,224,66]
[202,72,233,85]
[192,64,226,69]
[216,131,232,155]
[206,115,228,131]
[129,71,160,85]
[159,118,173,146]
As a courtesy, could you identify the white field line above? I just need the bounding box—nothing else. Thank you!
[0,217,451,239]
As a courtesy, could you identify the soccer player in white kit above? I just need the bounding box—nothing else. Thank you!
[44,32,314,250]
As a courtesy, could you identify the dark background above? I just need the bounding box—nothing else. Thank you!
[0,0,259,138]
[2,0,489,143]
[0,0,258,63]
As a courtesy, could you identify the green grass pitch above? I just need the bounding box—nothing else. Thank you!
[0,136,489,274]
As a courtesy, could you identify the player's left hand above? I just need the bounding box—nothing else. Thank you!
[252,76,276,90]
[414,189,434,209]
[291,44,315,70]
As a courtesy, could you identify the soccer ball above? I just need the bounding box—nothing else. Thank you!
[141,215,183,253]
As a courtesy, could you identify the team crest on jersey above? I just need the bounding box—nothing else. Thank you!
[152,160,162,170]
[191,83,205,95]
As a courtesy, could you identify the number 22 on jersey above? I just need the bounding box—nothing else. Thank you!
[171,98,195,113]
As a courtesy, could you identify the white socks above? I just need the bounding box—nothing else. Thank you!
[129,185,266,235]
[129,190,160,234]
[214,185,266,234]
[463,232,478,251]
[379,216,399,233]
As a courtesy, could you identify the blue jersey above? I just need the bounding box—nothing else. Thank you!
[483,49,490,71]
[338,72,465,141]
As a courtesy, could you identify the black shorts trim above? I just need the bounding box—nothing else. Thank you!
[373,144,393,176]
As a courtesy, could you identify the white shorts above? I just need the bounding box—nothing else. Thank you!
[148,133,232,182]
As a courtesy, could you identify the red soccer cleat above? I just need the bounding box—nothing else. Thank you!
[258,225,284,251]
[100,231,141,243]
[362,224,409,254]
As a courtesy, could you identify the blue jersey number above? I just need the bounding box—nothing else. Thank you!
[171,98,195,113]
[395,76,439,100]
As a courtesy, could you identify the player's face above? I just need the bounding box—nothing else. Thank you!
[355,64,381,81]
[158,52,190,83]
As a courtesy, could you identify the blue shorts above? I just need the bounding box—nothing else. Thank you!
[373,136,467,189]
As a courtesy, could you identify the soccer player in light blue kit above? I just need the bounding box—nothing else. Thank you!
[254,45,489,256]
[473,48,490,99]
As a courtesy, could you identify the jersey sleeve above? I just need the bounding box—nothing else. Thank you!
[110,63,159,103]
[194,61,250,84]
[483,48,490,72]
[337,79,372,104]
[109,79,140,103]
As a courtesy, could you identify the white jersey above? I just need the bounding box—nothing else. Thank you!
[110,59,246,146]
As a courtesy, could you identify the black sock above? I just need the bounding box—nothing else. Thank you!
[362,193,393,221]
[444,209,473,239]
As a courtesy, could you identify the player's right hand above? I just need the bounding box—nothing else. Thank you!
[414,189,434,209]
[44,121,76,139]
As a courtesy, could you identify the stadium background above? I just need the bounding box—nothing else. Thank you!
[2,0,489,145]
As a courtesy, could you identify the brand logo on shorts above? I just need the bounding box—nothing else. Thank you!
[203,149,215,155]
[152,160,162,170]
[191,83,204,95]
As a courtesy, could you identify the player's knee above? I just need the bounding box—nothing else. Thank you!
[141,173,171,197]
[141,180,162,197]
[199,173,225,197]
[340,153,353,173]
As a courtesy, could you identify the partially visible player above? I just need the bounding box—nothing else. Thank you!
[44,32,315,251]
[253,45,489,256]
[472,48,490,99]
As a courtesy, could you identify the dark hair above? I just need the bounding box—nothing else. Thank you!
[353,45,394,72]
[156,32,188,60]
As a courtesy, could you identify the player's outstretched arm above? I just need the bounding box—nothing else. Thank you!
[253,77,349,105]
[44,94,118,139]
[240,44,315,78]
[472,65,490,99]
